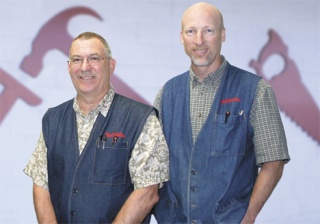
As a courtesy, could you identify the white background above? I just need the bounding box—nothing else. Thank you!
[0,0,319,223]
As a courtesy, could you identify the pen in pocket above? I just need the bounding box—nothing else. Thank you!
[225,111,230,123]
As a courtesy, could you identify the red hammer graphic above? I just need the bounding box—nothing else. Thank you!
[20,7,103,77]
[19,6,148,105]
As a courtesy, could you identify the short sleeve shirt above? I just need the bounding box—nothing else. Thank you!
[24,86,169,190]
[154,57,290,166]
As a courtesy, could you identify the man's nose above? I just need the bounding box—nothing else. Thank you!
[194,32,204,45]
[80,59,91,71]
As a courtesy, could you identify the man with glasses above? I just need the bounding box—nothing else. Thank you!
[24,32,169,223]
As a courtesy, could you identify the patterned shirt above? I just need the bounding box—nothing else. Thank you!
[154,57,290,166]
[24,86,169,190]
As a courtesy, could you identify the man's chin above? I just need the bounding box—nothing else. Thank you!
[192,60,209,67]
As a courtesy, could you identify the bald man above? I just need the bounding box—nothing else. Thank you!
[153,2,290,223]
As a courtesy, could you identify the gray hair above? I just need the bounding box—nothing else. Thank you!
[71,31,112,58]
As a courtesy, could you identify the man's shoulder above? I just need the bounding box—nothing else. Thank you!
[44,99,74,119]
[227,63,261,81]
[166,70,189,83]
[163,70,189,90]
[113,94,154,114]
[48,98,74,109]
[114,94,150,107]
[111,94,155,127]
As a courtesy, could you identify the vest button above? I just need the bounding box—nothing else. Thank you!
[191,220,198,224]
[72,188,78,193]
[191,187,197,192]
[191,170,198,175]
[70,210,76,216]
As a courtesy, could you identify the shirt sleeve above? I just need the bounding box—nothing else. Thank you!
[250,79,290,166]
[23,131,49,190]
[129,110,169,189]
[153,87,164,123]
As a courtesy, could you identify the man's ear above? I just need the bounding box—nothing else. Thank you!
[180,31,184,44]
[109,58,116,74]
[221,28,226,42]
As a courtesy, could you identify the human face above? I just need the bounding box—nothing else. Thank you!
[68,38,116,100]
[181,5,225,71]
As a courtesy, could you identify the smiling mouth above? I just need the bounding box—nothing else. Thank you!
[80,75,94,80]
[194,49,207,54]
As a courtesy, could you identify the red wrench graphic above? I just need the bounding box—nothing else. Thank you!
[20,6,148,104]
[250,29,319,144]
[0,68,41,123]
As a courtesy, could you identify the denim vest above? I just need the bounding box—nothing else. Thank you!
[43,94,154,223]
[154,63,261,223]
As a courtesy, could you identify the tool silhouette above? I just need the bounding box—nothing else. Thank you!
[250,29,319,144]
[20,7,102,77]
[0,68,41,123]
[19,6,148,105]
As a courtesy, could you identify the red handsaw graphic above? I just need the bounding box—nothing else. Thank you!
[250,29,319,144]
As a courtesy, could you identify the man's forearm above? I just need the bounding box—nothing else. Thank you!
[113,184,159,223]
[241,160,285,224]
[33,183,57,224]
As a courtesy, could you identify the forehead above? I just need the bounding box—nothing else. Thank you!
[69,38,105,56]
[182,7,219,29]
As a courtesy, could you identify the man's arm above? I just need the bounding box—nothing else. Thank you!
[241,160,285,224]
[33,183,57,224]
[113,184,159,223]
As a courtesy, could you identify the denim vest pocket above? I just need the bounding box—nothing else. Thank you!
[91,141,129,185]
[211,113,246,156]
[153,183,177,223]
[213,192,250,223]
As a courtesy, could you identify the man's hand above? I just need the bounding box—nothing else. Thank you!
[241,160,285,224]
[33,183,57,224]
[113,184,159,223]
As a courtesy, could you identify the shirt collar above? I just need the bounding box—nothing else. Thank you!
[190,56,228,88]
[73,85,115,118]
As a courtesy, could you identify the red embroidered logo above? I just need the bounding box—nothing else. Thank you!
[104,132,126,138]
[220,97,241,104]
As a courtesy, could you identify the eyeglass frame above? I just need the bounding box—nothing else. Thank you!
[67,55,109,66]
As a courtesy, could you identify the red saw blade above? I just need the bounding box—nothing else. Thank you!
[250,29,319,144]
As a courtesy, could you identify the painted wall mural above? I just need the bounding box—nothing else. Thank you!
[0,1,319,223]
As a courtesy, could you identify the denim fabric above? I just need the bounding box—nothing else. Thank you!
[154,63,261,223]
[43,94,153,223]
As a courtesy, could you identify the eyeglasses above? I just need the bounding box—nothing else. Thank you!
[67,55,106,66]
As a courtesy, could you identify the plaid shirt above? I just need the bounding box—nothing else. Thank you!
[154,57,290,165]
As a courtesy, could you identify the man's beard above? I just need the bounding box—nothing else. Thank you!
[191,55,210,67]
